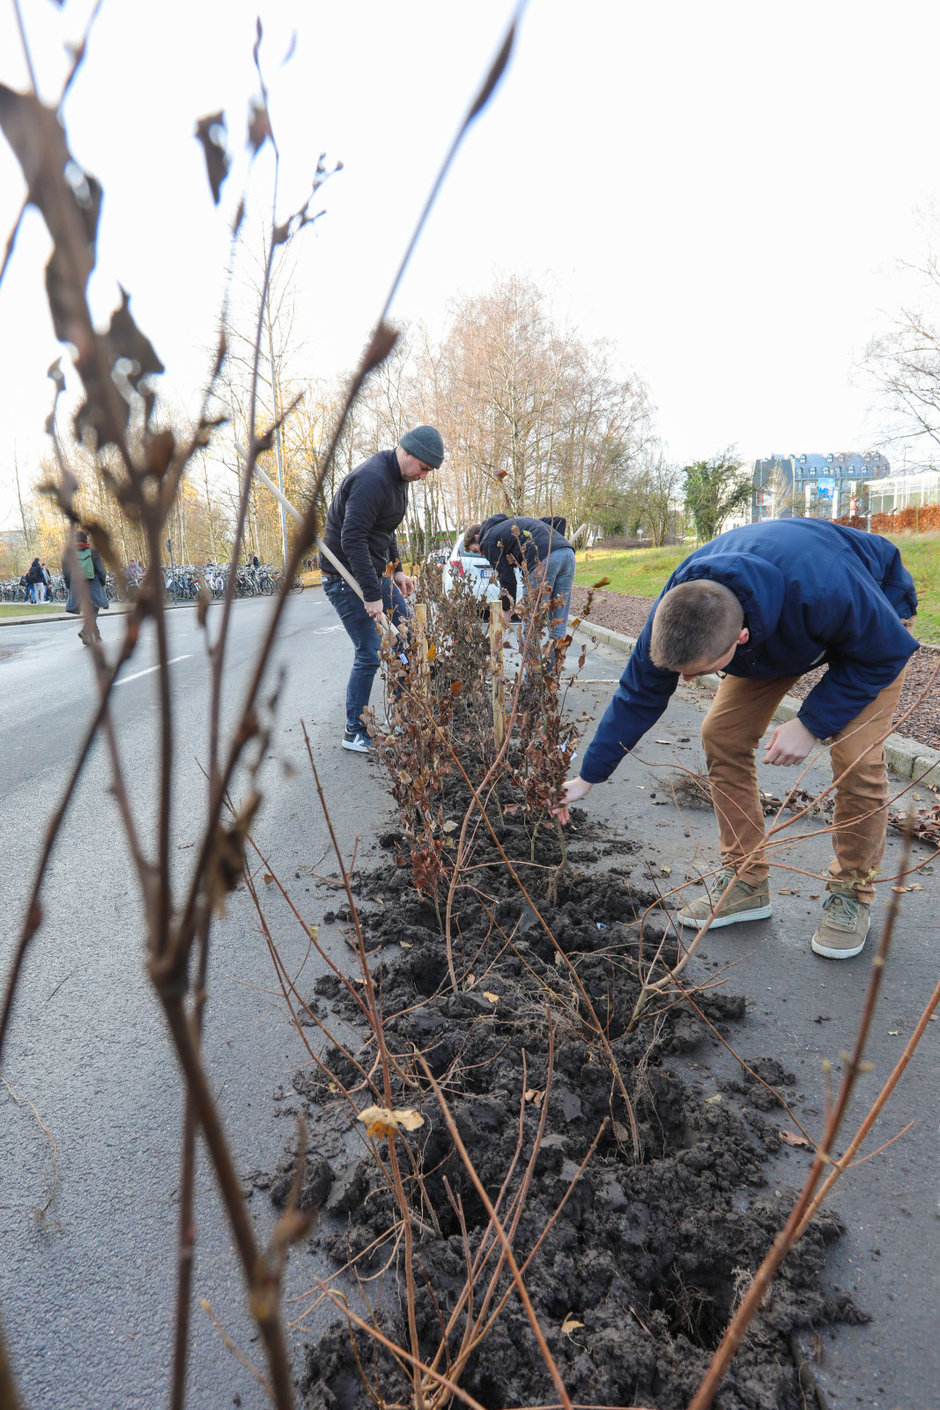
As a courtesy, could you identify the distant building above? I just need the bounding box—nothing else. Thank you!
[752,452,891,521]
[866,467,940,514]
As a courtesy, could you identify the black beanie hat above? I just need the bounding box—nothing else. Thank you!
[400,425,444,469]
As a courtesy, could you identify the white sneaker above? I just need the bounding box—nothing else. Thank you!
[342,729,373,754]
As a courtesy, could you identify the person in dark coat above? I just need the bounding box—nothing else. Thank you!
[63,526,110,644]
[319,425,444,752]
[462,513,576,643]
[554,519,919,961]
[25,558,45,604]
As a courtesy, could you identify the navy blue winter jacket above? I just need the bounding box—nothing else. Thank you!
[579,520,919,784]
[319,449,409,601]
[477,514,574,607]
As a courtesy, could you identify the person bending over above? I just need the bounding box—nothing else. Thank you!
[554,519,918,961]
[462,513,576,646]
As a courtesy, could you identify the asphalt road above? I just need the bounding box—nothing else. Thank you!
[0,592,393,1409]
[1,601,937,1408]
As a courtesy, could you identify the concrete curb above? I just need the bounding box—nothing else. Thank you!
[574,620,940,789]
[0,607,134,624]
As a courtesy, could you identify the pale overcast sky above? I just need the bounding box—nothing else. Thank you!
[2,0,940,530]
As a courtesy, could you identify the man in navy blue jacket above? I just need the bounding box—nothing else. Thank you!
[555,519,919,960]
[320,426,444,752]
[462,514,577,644]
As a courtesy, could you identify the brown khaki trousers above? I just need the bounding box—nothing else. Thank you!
[700,670,907,903]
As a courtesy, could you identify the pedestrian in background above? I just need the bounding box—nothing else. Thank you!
[64,526,110,645]
[25,558,44,604]
[320,425,444,753]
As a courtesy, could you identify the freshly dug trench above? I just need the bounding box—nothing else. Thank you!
[262,811,861,1410]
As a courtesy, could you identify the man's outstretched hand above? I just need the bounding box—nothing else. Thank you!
[552,776,593,825]
[763,717,817,766]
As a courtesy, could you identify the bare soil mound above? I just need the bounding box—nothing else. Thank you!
[261,806,861,1409]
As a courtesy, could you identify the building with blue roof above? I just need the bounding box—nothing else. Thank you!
[752,452,891,521]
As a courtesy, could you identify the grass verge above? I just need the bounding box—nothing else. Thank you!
[0,603,65,619]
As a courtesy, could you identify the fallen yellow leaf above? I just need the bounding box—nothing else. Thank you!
[358,1105,425,1139]
[562,1315,585,1335]
[483,991,499,1004]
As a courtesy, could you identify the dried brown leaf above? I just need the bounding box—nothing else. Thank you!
[360,321,399,374]
[0,85,100,347]
[194,111,230,204]
[247,100,273,155]
[779,1129,811,1148]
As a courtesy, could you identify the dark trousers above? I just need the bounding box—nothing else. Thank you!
[323,575,410,734]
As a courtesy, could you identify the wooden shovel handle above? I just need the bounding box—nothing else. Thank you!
[316,538,403,640]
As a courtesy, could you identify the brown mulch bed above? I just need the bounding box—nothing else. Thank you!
[572,587,940,753]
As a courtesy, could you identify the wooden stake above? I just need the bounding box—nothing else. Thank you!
[489,610,505,748]
[414,602,429,693]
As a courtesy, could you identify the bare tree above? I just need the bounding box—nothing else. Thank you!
[417,273,653,527]
[626,453,682,545]
[864,252,940,456]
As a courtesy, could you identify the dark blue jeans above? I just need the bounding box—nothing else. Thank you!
[541,546,576,640]
[323,575,410,735]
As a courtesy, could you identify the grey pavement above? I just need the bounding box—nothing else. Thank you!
[567,626,939,1410]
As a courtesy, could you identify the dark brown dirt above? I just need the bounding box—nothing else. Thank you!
[262,803,860,1409]
[572,588,940,752]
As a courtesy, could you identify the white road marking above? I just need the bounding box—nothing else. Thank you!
[114,654,193,686]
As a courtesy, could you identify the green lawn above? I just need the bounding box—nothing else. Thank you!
[575,532,940,644]
[0,602,63,619]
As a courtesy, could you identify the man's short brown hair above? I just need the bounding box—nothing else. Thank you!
[462,524,482,550]
[650,580,744,671]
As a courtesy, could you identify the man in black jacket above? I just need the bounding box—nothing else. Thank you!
[320,425,444,752]
[462,514,577,649]
[25,557,45,604]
